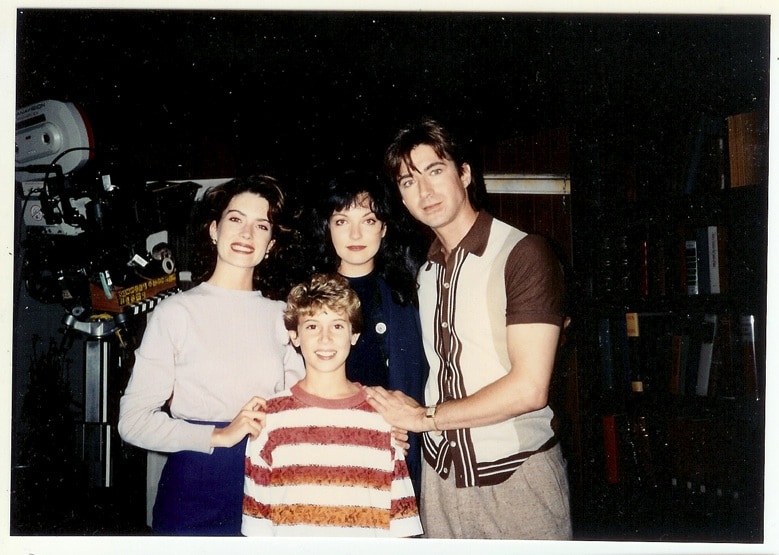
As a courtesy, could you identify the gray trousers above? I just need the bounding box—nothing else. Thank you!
[420,443,572,539]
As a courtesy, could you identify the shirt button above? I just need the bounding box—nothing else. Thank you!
[442,322,448,329]
[450,440,457,447]
[442,467,448,474]
[443,282,450,289]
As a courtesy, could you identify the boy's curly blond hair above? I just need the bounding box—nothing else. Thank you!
[284,273,363,334]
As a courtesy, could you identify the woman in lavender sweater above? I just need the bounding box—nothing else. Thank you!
[118,176,305,535]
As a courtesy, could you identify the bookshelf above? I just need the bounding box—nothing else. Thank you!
[568,110,767,542]
[481,113,765,541]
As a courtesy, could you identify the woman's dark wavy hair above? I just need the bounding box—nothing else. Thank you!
[190,175,304,299]
[310,170,425,306]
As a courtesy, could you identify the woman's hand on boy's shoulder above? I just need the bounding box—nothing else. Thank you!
[210,396,267,448]
[390,426,410,455]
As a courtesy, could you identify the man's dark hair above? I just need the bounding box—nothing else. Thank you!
[383,117,487,211]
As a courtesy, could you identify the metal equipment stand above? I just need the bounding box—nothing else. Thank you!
[62,312,127,488]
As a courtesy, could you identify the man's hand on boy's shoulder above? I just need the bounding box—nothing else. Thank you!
[365,385,427,440]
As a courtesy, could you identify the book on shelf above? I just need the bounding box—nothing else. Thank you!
[727,111,763,188]
[661,231,687,298]
[601,412,643,486]
[601,410,659,488]
[739,314,760,400]
[625,312,669,395]
[683,226,728,295]
[625,312,641,392]
[695,314,718,396]
[684,113,728,195]
[683,316,705,396]
[612,314,632,394]
[598,313,648,396]
[597,318,614,391]
[695,227,711,296]
[708,313,736,398]
[638,239,650,297]
[665,312,743,398]
[620,413,645,488]
[631,414,659,488]
[684,238,699,295]
[647,315,674,394]
[706,225,728,293]
[602,414,621,484]
[653,235,669,297]
[625,314,663,488]
[669,327,691,395]
[635,230,677,298]
[595,234,632,296]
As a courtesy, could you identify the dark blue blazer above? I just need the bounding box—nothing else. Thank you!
[354,276,428,497]
[380,277,428,499]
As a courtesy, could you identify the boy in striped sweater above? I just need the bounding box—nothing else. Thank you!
[242,273,422,537]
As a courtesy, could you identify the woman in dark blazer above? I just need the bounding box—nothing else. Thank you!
[310,169,428,499]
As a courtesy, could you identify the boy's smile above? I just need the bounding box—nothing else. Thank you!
[290,306,360,376]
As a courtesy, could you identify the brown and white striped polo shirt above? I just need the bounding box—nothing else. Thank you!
[418,211,565,487]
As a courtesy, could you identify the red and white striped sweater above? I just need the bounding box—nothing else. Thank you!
[242,383,422,537]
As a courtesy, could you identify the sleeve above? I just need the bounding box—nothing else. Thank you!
[241,426,274,536]
[280,323,306,389]
[117,302,215,453]
[505,234,565,326]
[388,443,424,538]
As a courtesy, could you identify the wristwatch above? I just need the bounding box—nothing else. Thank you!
[425,404,440,432]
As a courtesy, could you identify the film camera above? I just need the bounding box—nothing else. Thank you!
[16,100,199,318]
[15,100,204,489]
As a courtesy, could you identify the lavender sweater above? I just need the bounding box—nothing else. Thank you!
[119,282,305,454]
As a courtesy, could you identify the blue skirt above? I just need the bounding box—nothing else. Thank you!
[152,421,247,536]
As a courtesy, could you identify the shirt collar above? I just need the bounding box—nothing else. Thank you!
[426,210,493,265]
